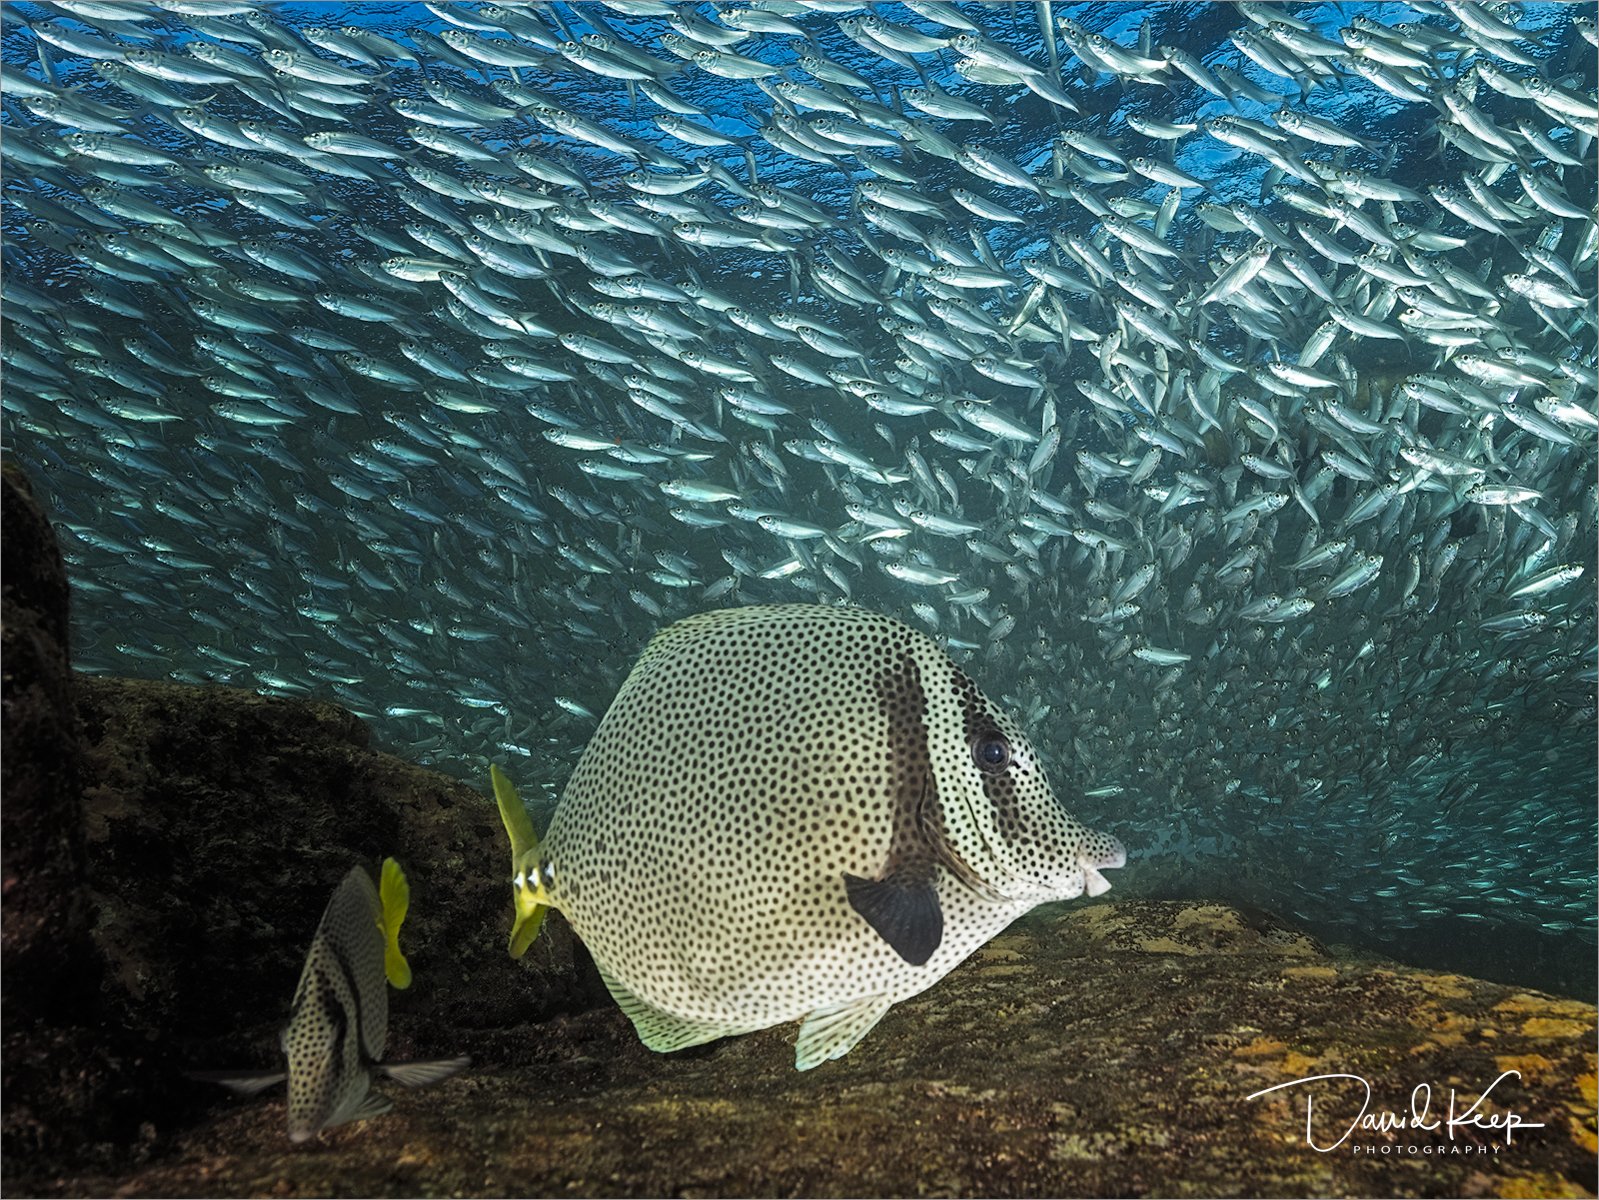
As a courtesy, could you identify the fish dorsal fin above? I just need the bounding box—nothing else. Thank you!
[380,1055,470,1088]
[794,994,894,1071]
[842,869,943,966]
[596,962,738,1053]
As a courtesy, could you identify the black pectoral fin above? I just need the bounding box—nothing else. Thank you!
[843,870,943,966]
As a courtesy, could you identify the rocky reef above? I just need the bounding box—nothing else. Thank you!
[4,465,1596,1198]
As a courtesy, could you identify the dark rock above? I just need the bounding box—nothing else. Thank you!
[13,900,1596,1198]
[1,462,107,1161]
[68,676,603,1112]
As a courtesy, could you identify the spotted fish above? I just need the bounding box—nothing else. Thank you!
[195,860,468,1141]
[496,604,1125,1069]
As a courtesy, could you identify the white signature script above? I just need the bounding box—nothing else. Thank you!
[1247,1071,1545,1152]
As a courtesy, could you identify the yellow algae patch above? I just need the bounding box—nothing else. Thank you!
[1568,1112,1597,1156]
[1282,1051,1320,1077]
[1521,1017,1590,1040]
[1070,905,1119,926]
[1495,1170,1594,1198]
[1494,1054,1553,1080]
[1494,994,1550,1016]
[1064,906,1125,935]
[1234,1038,1288,1058]
[1273,934,1322,959]
[1495,994,1596,1019]
[1551,999,1593,1018]
[1576,1072,1596,1106]
[1408,1003,1479,1033]
[1137,936,1196,955]
[1282,965,1337,982]
[1175,905,1245,934]
[976,946,1024,964]
[1405,1005,1479,1049]
[1415,973,1472,1000]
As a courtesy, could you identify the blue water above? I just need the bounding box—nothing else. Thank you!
[1,1,1594,996]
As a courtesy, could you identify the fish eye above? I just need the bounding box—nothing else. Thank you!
[973,732,1011,772]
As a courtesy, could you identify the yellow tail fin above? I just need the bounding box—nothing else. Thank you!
[378,856,413,989]
[490,763,548,959]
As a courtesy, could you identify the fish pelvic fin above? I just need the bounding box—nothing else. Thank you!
[380,1055,470,1088]
[597,962,741,1054]
[490,763,550,959]
[188,1067,287,1096]
[378,856,413,989]
[795,994,895,1070]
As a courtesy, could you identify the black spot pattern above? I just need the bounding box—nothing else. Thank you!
[543,604,1124,1053]
[283,867,387,1141]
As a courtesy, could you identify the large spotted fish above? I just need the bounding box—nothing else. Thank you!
[496,604,1125,1070]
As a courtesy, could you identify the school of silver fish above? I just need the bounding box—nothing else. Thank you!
[1,0,1594,969]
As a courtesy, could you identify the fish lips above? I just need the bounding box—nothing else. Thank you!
[1068,831,1127,900]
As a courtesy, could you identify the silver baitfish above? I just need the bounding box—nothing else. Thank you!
[495,604,1124,1070]
[3,0,1593,984]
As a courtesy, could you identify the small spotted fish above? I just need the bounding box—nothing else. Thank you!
[194,859,468,1141]
[496,604,1125,1070]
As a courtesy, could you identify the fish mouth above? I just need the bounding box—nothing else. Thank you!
[1077,832,1127,899]
[1080,864,1114,898]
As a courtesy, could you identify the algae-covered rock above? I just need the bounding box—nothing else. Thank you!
[16,900,1596,1199]
[1,462,120,1163]
[70,675,603,1101]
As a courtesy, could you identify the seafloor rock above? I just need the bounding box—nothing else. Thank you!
[17,900,1596,1199]
[69,675,602,1109]
[1,462,111,1161]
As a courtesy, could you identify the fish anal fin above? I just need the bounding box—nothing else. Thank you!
[843,869,943,966]
[380,1055,470,1088]
[597,963,738,1053]
[385,940,413,990]
[509,892,546,960]
[794,994,895,1071]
